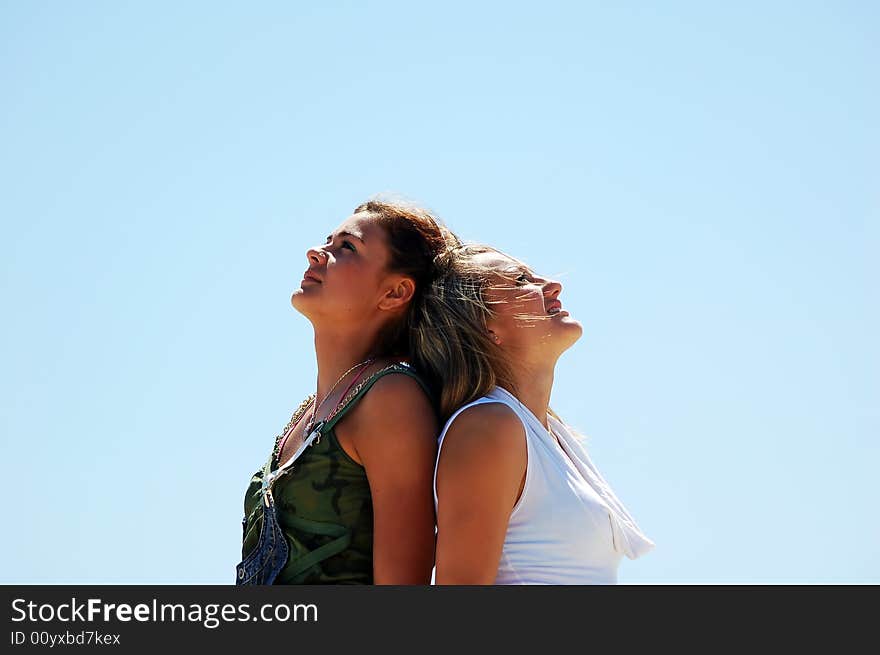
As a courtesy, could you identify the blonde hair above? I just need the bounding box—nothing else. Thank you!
[417,243,575,425]
[408,243,526,420]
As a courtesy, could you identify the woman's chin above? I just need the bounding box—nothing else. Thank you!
[559,317,584,348]
[290,289,312,314]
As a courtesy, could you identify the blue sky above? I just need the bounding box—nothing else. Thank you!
[1,1,877,583]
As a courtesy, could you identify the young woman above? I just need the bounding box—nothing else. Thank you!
[432,244,655,584]
[236,199,458,585]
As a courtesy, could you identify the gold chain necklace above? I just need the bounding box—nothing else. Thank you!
[271,394,315,465]
[271,358,374,464]
[303,357,375,435]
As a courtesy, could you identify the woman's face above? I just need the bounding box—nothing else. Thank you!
[475,249,583,361]
[291,212,405,325]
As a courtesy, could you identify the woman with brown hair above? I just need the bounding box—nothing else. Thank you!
[236,198,459,585]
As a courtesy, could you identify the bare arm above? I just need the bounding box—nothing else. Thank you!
[434,403,527,584]
[343,374,439,584]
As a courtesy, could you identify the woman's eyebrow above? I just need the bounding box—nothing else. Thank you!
[326,231,366,244]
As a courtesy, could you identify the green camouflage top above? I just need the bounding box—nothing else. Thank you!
[241,362,432,584]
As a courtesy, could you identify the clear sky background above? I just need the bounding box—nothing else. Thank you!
[1,1,877,584]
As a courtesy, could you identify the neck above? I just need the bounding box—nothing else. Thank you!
[312,324,383,399]
[507,358,557,429]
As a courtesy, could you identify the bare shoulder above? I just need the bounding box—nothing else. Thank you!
[440,403,526,471]
[441,402,526,458]
[354,369,436,427]
[337,369,438,466]
[436,401,527,514]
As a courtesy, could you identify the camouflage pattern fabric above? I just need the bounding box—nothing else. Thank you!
[240,363,431,584]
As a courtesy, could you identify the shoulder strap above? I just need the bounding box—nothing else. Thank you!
[321,362,433,434]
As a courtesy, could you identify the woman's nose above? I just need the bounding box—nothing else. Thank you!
[306,246,327,265]
[544,279,562,298]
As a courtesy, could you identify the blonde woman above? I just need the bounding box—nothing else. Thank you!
[431,245,654,584]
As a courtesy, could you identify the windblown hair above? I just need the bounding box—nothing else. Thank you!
[354,198,554,422]
[429,243,572,427]
[409,243,526,421]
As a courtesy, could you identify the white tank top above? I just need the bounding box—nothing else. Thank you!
[433,387,654,584]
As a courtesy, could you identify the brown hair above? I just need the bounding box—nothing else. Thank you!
[350,198,461,405]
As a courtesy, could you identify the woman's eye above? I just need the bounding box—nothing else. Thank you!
[342,240,356,251]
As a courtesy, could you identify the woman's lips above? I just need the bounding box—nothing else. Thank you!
[302,270,322,284]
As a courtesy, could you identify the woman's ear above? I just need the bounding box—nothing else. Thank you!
[377,276,416,311]
[488,329,502,345]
